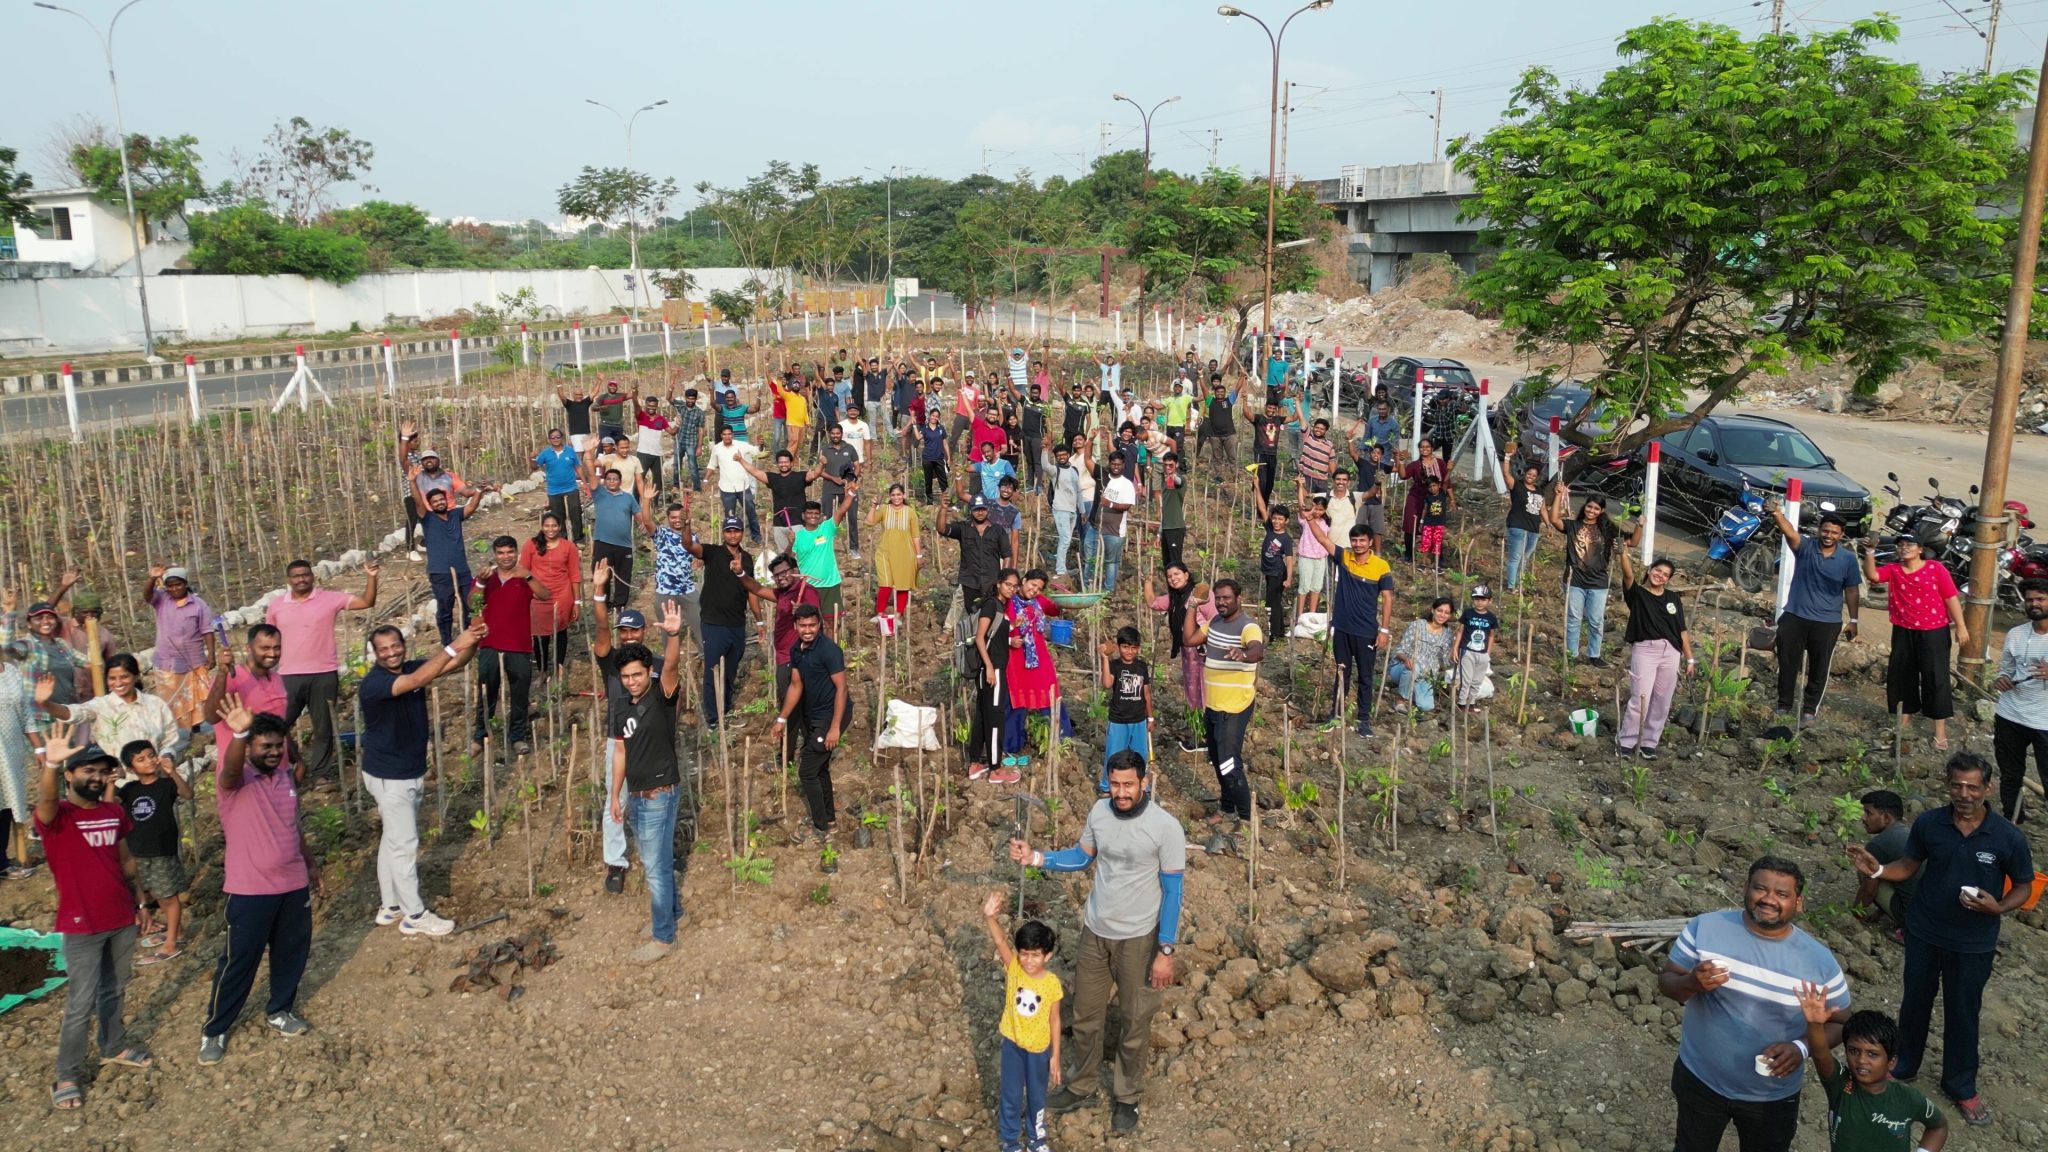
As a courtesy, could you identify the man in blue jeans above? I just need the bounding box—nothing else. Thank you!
[1849,753,2034,1127]
[609,602,688,964]
[413,478,485,645]
[684,517,776,730]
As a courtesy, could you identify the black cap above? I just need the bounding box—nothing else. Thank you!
[64,745,119,771]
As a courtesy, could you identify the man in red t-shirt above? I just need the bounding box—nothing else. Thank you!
[36,724,151,1107]
[470,536,552,760]
[767,554,821,764]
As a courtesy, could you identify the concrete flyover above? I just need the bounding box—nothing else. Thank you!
[1305,161,1484,293]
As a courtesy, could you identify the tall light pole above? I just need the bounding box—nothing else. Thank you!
[1218,1,1332,379]
[862,165,904,300]
[1111,93,1181,186]
[37,0,156,359]
[585,97,668,316]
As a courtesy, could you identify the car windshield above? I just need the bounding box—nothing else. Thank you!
[1420,366,1476,388]
[1718,426,1829,469]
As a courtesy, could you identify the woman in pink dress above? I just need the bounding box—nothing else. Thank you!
[1860,533,1968,750]
[1000,569,1065,767]
[520,512,582,681]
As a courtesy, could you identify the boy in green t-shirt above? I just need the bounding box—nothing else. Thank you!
[982,890,1063,1152]
[1798,985,1947,1152]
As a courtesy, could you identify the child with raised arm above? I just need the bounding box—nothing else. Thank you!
[981,890,1063,1152]
[1797,983,1946,1152]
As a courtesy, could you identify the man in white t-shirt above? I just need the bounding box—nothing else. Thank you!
[1084,450,1138,592]
[839,411,874,464]
[708,425,763,544]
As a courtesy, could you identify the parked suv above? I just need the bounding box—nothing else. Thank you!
[1651,413,1870,535]
[1381,356,1479,411]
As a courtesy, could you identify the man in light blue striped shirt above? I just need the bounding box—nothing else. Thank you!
[1659,856,1851,1152]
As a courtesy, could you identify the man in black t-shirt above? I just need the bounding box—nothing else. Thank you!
[1199,377,1238,471]
[608,602,688,964]
[557,384,596,461]
[938,495,1013,622]
[754,449,818,556]
[684,518,776,729]
[592,607,662,894]
[1252,399,1285,511]
[776,605,846,842]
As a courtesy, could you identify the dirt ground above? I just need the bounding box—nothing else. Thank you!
[0,345,2043,1152]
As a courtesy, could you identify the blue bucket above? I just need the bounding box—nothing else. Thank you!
[1048,619,1076,647]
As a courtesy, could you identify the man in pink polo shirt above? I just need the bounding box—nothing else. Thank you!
[267,559,378,782]
[200,695,321,1065]
[204,625,298,783]
[951,369,982,461]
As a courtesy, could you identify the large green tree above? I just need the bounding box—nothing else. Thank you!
[1451,17,2028,464]
[69,133,206,231]
[1129,168,1324,355]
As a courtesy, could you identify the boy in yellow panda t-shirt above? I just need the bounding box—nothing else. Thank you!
[982,890,1063,1152]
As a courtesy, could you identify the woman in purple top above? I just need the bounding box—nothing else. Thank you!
[141,564,215,732]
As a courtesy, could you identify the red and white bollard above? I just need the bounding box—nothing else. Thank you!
[185,354,200,421]
[1775,478,1803,615]
[1641,440,1662,565]
[573,321,585,372]
[451,329,463,387]
[60,361,80,442]
[383,337,397,395]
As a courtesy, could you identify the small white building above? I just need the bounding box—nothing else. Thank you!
[9,187,188,275]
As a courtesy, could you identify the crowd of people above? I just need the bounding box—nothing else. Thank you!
[2,339,2043,1146]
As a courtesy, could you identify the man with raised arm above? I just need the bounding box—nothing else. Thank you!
[1008,750,1184,1137]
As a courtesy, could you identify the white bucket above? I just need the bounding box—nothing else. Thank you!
[1569,708,1600,737]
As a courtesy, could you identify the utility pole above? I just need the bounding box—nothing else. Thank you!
[1100,122,1113,157]
[1210,128,1222,168]
[1279,80,1292,188]
[1432,88,1444,163]
[1770,0,1784,34]
[1964,49,2048,666]
[1985,0,2003,72]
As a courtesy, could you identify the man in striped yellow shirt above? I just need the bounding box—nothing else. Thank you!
[1186,579,1264,825]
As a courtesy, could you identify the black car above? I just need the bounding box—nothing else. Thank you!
[1381,356,1479,412]
[1651,413,1871,535]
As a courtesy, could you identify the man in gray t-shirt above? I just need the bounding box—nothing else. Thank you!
[1010,751,1185,1136]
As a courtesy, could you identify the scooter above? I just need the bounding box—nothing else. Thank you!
[1707,479,1780,593]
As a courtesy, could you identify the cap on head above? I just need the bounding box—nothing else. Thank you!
[723,517,744,532]
[1470,584,1493,600]
[65,745,119,772]
[616,608,647,629]
[970,495,989,510]
[419,448,440,461]
[163,567,191,584]
[25,601,58,619]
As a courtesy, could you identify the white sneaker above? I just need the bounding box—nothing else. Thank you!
[374,906,403,927]
[407,549,423,562]
[399,910,455,937]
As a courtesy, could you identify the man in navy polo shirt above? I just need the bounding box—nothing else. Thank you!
[1850,752,2034,1126]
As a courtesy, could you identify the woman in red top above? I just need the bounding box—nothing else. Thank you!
[1861,533,1969,750]
[1000,570,1065,768]
[520,512,582,681]
[1396,440,1453,564]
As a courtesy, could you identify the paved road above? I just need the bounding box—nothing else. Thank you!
[0,293,972,437]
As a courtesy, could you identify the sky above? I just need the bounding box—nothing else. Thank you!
[3,0,2040,223]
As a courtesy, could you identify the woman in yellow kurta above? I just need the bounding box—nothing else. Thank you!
[866,483,922,622]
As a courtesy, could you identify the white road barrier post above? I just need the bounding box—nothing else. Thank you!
[621,316,634,366]
[1775,479,1803,616]
[1411,361,1425,457]
[662,320,673,361]
[383,337,397,395]
[804,310,812,340]
[59,362,82,442]
[451,329,463,387]
[1114,310,1123,348]
[520,323,531,367]
[1641,441,1662,565]
[573,321,586,372]
[1331,344,1344,425]
[929,298,936,333]
[185,354,201,422]
[829,308,837,337]
[853,304,860,338]
[1548,416,1562,480]
[701,315,710,349]
[1070,309,1077,343]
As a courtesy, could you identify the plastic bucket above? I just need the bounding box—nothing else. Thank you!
[1048,619,1076,647]
[2005,871,2047,912]
[1569,708,1600,737]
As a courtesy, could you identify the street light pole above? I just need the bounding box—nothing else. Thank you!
[585,97,669,316]
[38,0,156,359]
[1111,93,1182,187]
[1218,1,1332,379]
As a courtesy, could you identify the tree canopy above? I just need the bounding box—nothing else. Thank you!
[1451,17,2030,463]
[189,203,369,283]
[69,133,205,230]
[0,145,30,226]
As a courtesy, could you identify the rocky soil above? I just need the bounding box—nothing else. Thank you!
[0,353,2041,1152]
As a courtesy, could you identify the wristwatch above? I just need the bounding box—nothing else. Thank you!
[1157,944,1176,956]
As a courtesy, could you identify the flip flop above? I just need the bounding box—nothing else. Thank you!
[51,1081,82,1109]
[103,1047,154,1069]
[136,949,183,967]
[137,932,166,949]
